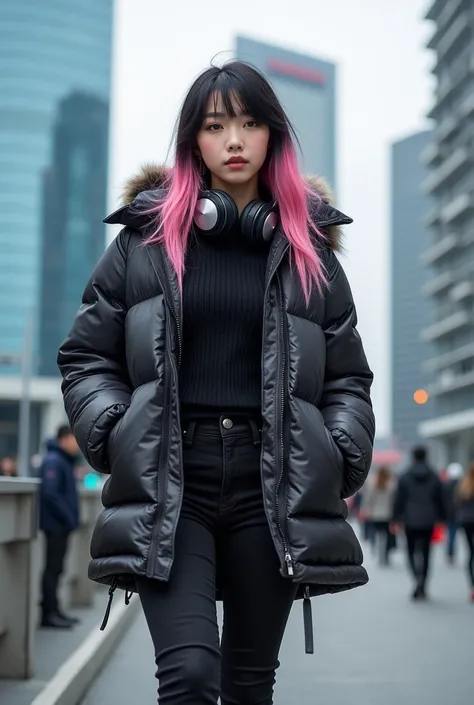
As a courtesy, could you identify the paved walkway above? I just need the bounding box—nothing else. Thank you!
[82,535,474,705]
[0,587,108,705]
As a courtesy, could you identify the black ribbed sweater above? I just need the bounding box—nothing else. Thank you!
[179,226,270,415]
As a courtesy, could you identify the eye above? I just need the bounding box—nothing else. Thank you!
[205,123,222,131]
[245,119,260,128]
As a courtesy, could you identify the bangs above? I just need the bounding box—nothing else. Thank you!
[207,72,269,123]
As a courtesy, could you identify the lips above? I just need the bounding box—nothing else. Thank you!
[225,157,247,164]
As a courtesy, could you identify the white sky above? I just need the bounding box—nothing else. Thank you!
[108,0,435,437]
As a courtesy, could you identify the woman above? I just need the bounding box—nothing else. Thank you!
[455,462,474,601]
[58,61,375,704]
[360,465,396,566]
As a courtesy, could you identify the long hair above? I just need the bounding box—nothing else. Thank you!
[458,462,474,501]
[374,465,392,491]
[144,61,327,303]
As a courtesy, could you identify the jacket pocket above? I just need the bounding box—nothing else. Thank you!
[86,403,129,471]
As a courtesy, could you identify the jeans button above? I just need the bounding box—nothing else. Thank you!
[222,418,233,429]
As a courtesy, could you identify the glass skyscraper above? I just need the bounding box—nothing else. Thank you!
[235,36,336,190]
[0,0,113,458]
[391,131,434,451]
[0,0,114,378]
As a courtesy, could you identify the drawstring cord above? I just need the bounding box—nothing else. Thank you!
[100,578,134,632]
[303,585,314,654]
[100,577,118,631]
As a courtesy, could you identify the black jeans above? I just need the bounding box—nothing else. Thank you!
[136,415,297,705]
[405,528,433,586]
[41,529,71,615]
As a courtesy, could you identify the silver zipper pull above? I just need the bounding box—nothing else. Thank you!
[285,553,294,576]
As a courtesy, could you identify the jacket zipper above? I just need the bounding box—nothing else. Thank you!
[174,307,182,370]
[274,271,293,577]
[147,338,171,578]
[163,344,184,580]
[167,297,182,370]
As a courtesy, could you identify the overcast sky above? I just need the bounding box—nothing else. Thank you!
[107,0,435,438]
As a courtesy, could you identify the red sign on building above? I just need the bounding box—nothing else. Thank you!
[267,58,326,86]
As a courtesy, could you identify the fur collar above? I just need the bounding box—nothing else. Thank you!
[111,164,351,251]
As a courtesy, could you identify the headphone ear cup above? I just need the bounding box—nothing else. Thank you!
[193,190,239,236]
[240,200,279,244]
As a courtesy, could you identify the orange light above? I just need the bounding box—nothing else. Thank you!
[414,389,429,405]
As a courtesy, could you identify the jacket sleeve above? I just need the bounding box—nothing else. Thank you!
[40,458,75,527]
[319,250,376,498]
[57,230,132,473]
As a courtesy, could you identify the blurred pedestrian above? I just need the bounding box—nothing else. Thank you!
[0,455,17,477]
[392,446,446,600]
[39,425,80,628]
[454,462,474,602]
[361,465,397,566]
[57,60,375,703]
[443,462,463,564]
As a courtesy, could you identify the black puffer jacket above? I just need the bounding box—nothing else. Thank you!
[58,166,375,604]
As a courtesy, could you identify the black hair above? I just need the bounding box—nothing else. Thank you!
[175,60,299,165]
[412,446,427,462]
[57,424,73,441]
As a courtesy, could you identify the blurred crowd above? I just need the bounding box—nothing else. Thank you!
[347,447,474,602]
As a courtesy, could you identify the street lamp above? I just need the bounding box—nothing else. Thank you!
[414,389,429,405]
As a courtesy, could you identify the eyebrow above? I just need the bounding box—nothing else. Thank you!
[203,111,249,119]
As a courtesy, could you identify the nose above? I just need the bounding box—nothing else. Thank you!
[226,125,244,152]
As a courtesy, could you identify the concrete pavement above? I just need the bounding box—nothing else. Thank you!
[81,536,474,705]
[0,590,108,705]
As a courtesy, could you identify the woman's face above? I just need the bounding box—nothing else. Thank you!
[196,93,270,188]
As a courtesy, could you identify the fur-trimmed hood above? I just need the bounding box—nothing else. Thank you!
[105,164,352,251]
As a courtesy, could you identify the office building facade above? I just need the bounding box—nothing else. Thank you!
[419,0,474,466]
[235,36,336,190]
[0,0,113,457]
[391,131,434,451]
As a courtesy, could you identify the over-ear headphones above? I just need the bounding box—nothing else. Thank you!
[193,190,279,245]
